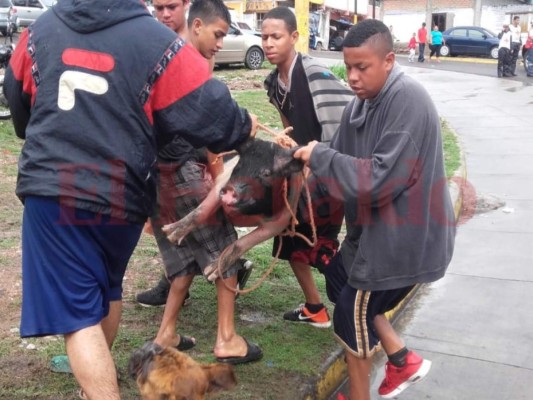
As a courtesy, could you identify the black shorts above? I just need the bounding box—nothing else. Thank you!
[324,253,415,358]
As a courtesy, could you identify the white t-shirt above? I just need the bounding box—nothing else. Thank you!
[509,24,521,44]
[499,31,511,50]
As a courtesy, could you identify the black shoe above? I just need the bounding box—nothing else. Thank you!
[136,276,170,307]
[503,73,512,77]
[511,73,517,76]
[235,259,253,299]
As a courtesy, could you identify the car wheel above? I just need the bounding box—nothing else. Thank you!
[315,41,323,51]
[245,46,264,70]
[490,46,499,60]
[440,45,450,57]
[0,29,5,37]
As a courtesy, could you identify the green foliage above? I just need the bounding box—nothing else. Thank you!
[329,64,347,81]
[441,119,461,178]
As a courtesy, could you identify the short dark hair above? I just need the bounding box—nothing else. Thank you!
[343,19,393,54]
[263,7,297,33]
[422,22,426,27]
[187,0,231,28]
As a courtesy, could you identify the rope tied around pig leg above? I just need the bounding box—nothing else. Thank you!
[215,123,318,295]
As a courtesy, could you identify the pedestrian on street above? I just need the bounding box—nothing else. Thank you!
[429,25,444,63]
[408,32,417,62]
[293,19,456,400]
[3,0,256,399]
[497,24,512,78]
[417,22,427,62]
[524,21,533,77]
[509,15,522,76]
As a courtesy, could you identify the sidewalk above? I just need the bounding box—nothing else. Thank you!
[309,65,533,399]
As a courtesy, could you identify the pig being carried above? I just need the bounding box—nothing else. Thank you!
[163,136,309,283]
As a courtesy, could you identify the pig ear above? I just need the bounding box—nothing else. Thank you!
[273,147,304,175]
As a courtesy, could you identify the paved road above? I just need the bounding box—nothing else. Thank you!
[311,49,533,84]
[316,60,533,399]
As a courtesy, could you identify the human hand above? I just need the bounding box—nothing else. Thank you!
[293,141,319,165]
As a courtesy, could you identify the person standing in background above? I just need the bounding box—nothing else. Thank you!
[408,32,417,62]
[417,22,427,62]
[509,15,522,76]
[428,25,444,63]
[497,24,512,78]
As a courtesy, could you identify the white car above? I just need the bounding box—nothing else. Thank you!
[215,24,264,69]
[12,0,55,27]
[233,21,261,37]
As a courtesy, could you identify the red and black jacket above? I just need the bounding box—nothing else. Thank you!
[4,0,251,223]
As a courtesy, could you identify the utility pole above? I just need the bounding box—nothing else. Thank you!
[295,0,310,54]
[426,0,432,29]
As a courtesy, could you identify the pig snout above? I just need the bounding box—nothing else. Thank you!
[220,185,239,207]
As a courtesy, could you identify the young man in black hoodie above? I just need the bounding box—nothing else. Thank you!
[4,0,256,398]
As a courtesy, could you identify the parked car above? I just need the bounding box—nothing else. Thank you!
[0,0,18,37]
[11,0,54,27]
[233,21,261,37]
[440,26,500,59]
[215,24,264,70]
[329,34,344,51]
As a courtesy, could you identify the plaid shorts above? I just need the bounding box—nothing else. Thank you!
[324,254,415,358]
[153,161,239,280]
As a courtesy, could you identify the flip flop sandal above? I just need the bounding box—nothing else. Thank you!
[50,355,72,374]
[176,335,196,351]
[215,338,263,365]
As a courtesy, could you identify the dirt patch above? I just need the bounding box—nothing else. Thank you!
[214,67,267,91]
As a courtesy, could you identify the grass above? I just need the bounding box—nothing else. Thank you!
[0,66,461,400]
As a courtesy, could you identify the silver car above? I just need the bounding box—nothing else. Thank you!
[215,24,264,70]
[12,0,55,27]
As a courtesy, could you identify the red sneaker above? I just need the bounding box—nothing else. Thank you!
[378,351,431,398]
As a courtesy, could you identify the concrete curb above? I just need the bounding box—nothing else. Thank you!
[301,127,467,400]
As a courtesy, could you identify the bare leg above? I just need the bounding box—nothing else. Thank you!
[346,350,373,400]
[213,274,247,358]
[100,300,122,349]
[65,324,119,400]
[290,260,322,304]
[154,273,195,347]
[373,314,405,356]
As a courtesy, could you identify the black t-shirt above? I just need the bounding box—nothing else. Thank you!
[274,55,322,145]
